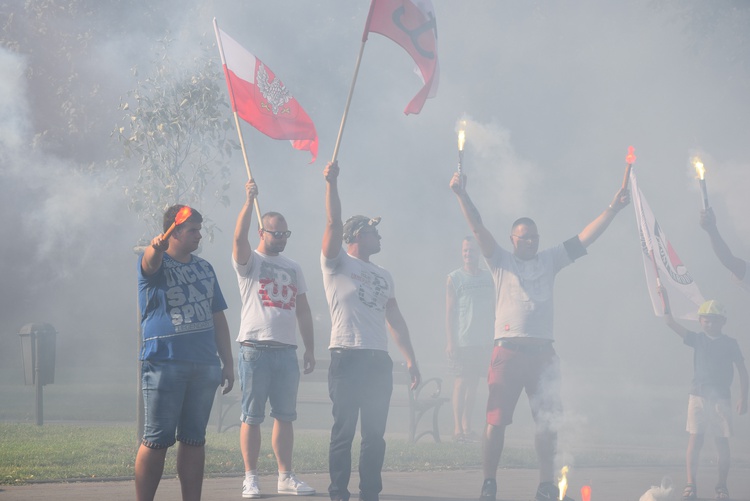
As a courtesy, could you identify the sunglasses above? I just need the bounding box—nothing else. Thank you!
[262,229,292,238]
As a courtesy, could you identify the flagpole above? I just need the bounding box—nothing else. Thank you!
[331,42,367,163]
[330,1,377,163]
[214,18,263,230]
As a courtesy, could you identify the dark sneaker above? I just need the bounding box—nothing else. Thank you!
[535,481,559,501]
[479,478,497,501]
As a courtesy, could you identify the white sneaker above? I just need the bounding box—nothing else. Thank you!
[277,473,315,496]
[242,475,261,499]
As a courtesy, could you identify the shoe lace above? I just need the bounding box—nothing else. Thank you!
[287,474,304,488]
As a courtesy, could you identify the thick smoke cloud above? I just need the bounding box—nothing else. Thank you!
[1,1,749,456]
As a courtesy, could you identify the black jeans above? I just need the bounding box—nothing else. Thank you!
[328,349,393,501]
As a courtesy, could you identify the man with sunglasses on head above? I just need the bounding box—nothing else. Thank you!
[233,179,316,499]
[322,160,420,501]
[450,172,629,501]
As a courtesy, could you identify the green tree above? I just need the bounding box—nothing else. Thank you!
[111,36,238,241]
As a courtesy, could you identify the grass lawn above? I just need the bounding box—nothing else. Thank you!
[0,422,688,486]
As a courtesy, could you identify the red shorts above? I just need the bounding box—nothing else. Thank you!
[486,343,562,428]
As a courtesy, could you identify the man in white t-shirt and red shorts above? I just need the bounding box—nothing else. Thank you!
[450,171,629,501]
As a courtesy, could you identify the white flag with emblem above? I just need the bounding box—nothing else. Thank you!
[630,170,704,320]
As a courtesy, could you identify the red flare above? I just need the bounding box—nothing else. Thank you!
[626,145,636,164]
[581,485,591,501]
[163,206,193,239]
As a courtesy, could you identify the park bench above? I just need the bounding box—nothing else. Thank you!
[214,359,449,443]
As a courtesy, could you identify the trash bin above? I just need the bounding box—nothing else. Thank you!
[19,322,57,386]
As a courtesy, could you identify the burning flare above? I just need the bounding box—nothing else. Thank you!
[163,206,193,239]
[457,123,466,152]
[581,485,591,501]
[626,145,636,165]
[558,465,569,501]
[692,156,705,180]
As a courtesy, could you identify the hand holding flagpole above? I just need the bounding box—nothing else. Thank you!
[622,146,636,189]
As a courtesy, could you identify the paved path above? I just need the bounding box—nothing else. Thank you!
[2,466,749,501]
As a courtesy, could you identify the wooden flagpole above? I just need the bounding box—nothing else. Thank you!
[331,40,367,164]
[330,1,377,163]
[213,18,263,230]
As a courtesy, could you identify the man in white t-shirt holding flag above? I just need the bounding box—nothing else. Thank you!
[233,179,316,499]
[321,160,420,501]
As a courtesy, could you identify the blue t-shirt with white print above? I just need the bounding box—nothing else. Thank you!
[137,253,227,365]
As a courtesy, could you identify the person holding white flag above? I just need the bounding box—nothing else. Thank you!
[450,171,629,501]
[660,287,748,501]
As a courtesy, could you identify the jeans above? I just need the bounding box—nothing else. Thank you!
[328,349,393,501]
[238,344,300,424]
[141,360,221,448]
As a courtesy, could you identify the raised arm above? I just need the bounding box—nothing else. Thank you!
[295,293,316,374]
[700,208,746,280]
[577,187,630,248]
[385,298,421,389]
[322,161,343,259]
[660,287,689,340]
[141,233,169,276]
[449,172,498,258]
[233,179,258,266]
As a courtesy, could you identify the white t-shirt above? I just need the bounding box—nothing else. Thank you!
[321,249,395,351]
[233,250,307,346]
[486,243,572,341]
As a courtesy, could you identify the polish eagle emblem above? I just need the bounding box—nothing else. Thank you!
[256,63,292,115]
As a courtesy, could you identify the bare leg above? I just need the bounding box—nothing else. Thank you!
[135,444,167,501]
[240,422,262,471]
[686,433,704,486]
[463,377,479,435]
[482,423,506,479]
[715,436,730,489]
[176,442,205,501]
[535,428,557,484]
[273,419,294,472]
[453,377,467,436]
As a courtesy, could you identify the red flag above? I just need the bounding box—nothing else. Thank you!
[215,27,318,162]
[364,0,439,115]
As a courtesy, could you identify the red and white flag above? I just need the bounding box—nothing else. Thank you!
[364,0,439,115]
[214,25,318,162]
[630,170,704,320]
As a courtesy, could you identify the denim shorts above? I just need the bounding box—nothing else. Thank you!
[238,345,299,424]
[141,360,222,449]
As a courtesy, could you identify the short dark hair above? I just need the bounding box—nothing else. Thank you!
[511,217,536,232]
[261,211,286,226]
[163,204,203,233]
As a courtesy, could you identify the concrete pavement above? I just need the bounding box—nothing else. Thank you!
[2,466,749,501]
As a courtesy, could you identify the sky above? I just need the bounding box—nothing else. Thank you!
[1,0,750,450]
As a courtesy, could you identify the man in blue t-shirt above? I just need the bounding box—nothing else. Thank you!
[662,292,748,501]
[136,205,234,501]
